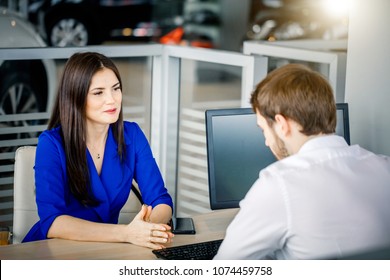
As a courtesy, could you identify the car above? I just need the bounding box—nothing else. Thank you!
[27,0,163,47]
[0,6,56,144]
[246,0,349,41]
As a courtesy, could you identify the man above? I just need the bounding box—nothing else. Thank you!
[214,64,390,260]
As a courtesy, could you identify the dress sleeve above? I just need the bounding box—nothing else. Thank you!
[34,131,70,238]
[214,172,289,259]
[125,122,173,211]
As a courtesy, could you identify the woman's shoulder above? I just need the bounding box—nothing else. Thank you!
[123,120,140,130]
[123,121,143,136]
[38,126,63,147]
[122,121,146,145]
[35,126,65,163]
[39,126,61,138]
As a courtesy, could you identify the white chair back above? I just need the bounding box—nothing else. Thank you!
[13,146,39,244]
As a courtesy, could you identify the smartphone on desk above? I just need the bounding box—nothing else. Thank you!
[170,217,196,234]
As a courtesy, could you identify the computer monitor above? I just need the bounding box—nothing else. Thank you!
[205,103,350,210]
[335,103,350,145]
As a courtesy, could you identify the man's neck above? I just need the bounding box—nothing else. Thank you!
[290,133,325,155]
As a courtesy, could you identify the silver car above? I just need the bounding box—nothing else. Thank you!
[0,6,56,116]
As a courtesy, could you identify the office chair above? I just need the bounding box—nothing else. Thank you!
[12,146,142,243]
[13,146,39,244]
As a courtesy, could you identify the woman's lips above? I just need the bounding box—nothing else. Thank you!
[104,108,117,114]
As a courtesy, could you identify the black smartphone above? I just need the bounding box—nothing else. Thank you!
[170,217,196,234]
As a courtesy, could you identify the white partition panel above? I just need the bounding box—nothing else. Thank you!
[166,46,255,107]
[243,40,347,103]
[160,46,254,216]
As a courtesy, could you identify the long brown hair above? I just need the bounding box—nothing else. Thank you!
[48,52,125,206]
[250,63,336,135]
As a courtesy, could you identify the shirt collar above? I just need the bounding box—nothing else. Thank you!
[298,134,349,154]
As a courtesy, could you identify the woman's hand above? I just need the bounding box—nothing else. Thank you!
[125,204,174,249]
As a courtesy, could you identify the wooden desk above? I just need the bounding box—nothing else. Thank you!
[0,208,238,260]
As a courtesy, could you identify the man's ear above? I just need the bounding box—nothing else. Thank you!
[274,114,290,137]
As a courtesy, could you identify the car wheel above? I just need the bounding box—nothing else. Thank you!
[0,71,45,113]
[0,72,45,152]
[48,17,90,47]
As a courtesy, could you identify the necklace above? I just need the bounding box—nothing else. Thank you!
[88,144,102,160]
[87,133,107,160]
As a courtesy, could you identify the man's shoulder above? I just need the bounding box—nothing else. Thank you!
[260,154,312,177]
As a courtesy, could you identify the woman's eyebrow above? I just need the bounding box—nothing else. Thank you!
[90,82,120,91]
[89,86,104,92]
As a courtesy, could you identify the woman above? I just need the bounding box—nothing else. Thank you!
[23,52,174,249]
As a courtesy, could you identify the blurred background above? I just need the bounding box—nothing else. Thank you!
[1,0,349,50]
[0,0,352,232]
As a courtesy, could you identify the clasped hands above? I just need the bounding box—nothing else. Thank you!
[127,204,174,249]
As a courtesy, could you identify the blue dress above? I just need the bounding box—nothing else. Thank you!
[23,121,173,242]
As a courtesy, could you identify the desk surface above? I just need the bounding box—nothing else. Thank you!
[0,209,238,260]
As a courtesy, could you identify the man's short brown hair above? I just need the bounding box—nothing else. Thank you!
[250,63,337,136]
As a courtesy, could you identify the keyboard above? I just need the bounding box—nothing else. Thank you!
[152,239,223,260]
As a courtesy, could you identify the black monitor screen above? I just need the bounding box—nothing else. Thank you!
[335,103,350,145]
[205,103,350,210]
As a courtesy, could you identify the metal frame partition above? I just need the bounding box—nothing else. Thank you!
[243,40,347,103]
[154,46,254,211]
[0,44,255,224]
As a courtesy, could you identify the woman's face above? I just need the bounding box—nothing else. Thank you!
[86,68,122,127]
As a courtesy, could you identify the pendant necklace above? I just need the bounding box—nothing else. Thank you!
[88,144,102,160]
[87,134,107,160]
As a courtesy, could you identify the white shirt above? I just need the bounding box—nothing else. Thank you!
[214,135,390,259]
